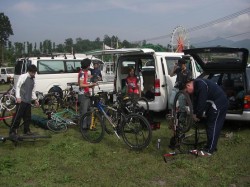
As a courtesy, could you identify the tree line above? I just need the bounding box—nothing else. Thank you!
[0,12,169,67]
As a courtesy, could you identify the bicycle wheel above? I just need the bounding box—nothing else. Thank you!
[47,119,67,133]
[2,109,15,127]
[80,111,105,143]
[41,93,61,113]
[121,113,152,150]
[0,94,16,111]
[173,90,193,133]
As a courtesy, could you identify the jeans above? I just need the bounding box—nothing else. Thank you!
[78,94,91,129]
[169,88,179,110]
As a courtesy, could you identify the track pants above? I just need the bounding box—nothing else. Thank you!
[10,102,32,134]
[205,104,228,153]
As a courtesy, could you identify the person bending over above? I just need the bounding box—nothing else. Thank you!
[185,78,229,155]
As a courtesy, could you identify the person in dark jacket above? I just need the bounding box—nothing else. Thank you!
[185,78,229,155]
[169,58,191,110]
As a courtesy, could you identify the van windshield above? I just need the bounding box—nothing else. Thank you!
[6,68,14,74]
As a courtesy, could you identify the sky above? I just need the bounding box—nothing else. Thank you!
[1,0,250,47]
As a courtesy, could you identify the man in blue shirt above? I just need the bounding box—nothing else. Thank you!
[90,62,102,83]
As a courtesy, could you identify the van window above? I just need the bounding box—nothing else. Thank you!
[1,69,6,74]
[37,60,81,74]
[65,61,81,73]
[165,57,181,75]
[6,68,14,74]
[121,61,136,74]
[38,60,65,74]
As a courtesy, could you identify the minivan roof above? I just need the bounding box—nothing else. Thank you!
[87,48,183,56]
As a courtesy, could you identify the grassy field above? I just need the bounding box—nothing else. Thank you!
[0,83,250,186]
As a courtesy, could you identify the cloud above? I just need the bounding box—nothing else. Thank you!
[11,1,38,13]
[211,13,250,36]
[107,0,195,14]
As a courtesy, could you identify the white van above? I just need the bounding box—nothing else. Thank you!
[0,67,14,84]
[88,48,202,112]
[13,54,114,97]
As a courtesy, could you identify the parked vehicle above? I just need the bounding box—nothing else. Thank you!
[100,62,115,82]
[13,54,114,97]
[183,47,250,122]
[0,67,14,84]
[87,48,202,112]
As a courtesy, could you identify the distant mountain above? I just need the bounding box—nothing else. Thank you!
[231,39,250,50]
[191,37,250,51]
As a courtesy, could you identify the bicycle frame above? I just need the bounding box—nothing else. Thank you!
[50,109,78,126]
[90,95,124,138]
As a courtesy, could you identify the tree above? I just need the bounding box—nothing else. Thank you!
[14,42,23,58]
[64,38,73,53]
[0,13,13,66]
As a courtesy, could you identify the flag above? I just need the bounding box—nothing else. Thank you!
[103,44,114,50]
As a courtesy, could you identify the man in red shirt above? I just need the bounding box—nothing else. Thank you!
[78,58,97,117]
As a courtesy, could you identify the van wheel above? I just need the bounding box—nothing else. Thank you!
[48,86,63,99]
[1,79,5,84]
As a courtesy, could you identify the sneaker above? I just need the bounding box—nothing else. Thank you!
[23,131,35,136]
[190,149,212,157]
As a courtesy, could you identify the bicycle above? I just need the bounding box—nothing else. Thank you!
[164,90,207,161]
[41,83,79,114]
[164,91,193,158]
[2,91,45,127]
[80,92,152,150]
[41,91,62,114]
[0,80,16,111]
[120,91,149,116]
[0,133,51,146]
[46,108,79,132]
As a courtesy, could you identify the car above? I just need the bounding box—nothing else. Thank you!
[0,67,14,84]
[184,47,250,123]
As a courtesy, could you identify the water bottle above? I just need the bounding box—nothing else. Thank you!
[157,138,161,149]
[0,136,6,142]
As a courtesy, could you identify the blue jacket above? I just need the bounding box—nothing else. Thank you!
[193,78,228,118]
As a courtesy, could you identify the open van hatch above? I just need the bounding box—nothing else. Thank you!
[184,47,249,115]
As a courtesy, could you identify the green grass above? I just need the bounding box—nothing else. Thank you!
[0,83,10,92]
[0,83,250,186]
[0,109,250,186]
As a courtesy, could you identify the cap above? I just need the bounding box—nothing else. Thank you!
[81,58,91,69]
[178,58,186,65]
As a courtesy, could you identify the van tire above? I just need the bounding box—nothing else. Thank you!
[48,86,63,99]
[1,79,5,84]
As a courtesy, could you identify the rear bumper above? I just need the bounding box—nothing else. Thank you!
[148,96,167,112]
[226,110,250,122]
